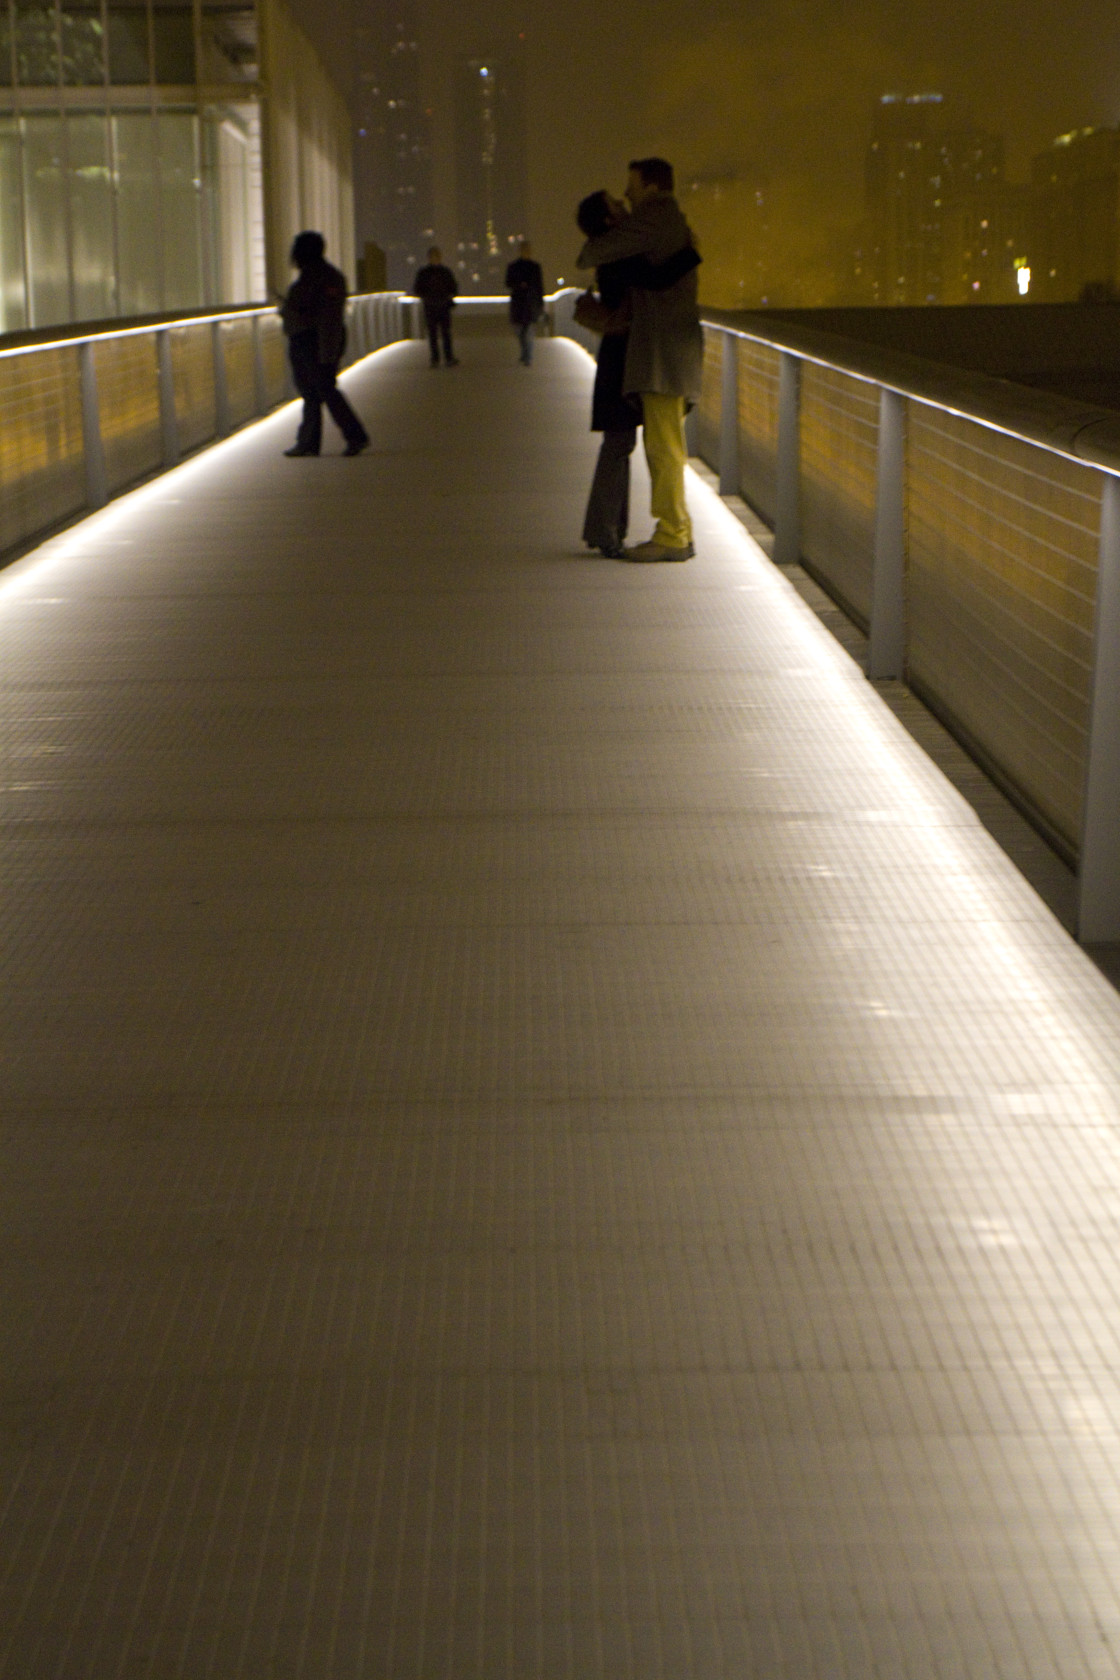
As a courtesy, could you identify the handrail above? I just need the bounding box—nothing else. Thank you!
[0,291,408,564]
[0,303,277,358]
[550,290,1120,940]
[700,306,1120,477]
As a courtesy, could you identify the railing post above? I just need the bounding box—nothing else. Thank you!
[212,318,230,437]
[718,330,740,496]
[156,328,179,467]
[867,387,906,679]
[773,351,801,566]
[1078,473,1120,942]
[79,340,108,510]
[252,314,267,413]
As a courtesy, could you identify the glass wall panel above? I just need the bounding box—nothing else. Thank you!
[199,2,256,84]
[67,111,114,317]
[112,107,159,310]
[16,2,60,85]
[0,7,13,86]
[159,109,202,307]
[22,111,70,324]
[151,3,192,81]
[216,112,250,302]
[0,118,28,329]
[62,2,106,85]
[106,3,147,82]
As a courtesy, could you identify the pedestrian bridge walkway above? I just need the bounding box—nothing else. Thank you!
[5,331,1120,1679]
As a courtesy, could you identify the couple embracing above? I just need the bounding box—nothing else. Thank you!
[576,156,703,562]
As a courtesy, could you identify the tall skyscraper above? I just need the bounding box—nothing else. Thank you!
[354,0,434,290]
[1029,127,1120,302]
[453,43,527,293]
[863,94,1011,305]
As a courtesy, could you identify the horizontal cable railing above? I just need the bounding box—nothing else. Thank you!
[550,294,1120,942]
[0,292,408,565]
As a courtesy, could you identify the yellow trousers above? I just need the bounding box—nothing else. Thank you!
[640,393,692,548]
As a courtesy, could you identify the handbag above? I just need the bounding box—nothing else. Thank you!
[573,289,632,336]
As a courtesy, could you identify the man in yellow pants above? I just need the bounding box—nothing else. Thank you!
[577,157,703,561]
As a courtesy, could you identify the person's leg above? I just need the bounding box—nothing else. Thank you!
[288,338,322,454]
[441,315,457,364]
[582,426,637,552]
[320,364,369,449]
[640,393,692,548]
[426,313,440,364]
[519,321,534,365]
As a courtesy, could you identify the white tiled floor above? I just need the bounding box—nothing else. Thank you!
[4,334,1120,1676]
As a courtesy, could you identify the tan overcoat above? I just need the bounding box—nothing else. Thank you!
[577,194,703,400]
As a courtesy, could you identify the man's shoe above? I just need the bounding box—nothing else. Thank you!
[284,445,318,457]
[446,357,460,366]
[343,438,370,456]
[625,540,695,562]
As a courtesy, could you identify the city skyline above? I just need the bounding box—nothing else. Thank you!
[351,0,1120,304]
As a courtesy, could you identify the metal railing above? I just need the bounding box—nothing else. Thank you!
[0,291,407,565]
[12,288,1120,940]
[551,292,1120,943]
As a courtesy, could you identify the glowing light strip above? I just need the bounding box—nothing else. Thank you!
[682,458,1120,1095]
[0,394,299,604]
[0,335,409,605]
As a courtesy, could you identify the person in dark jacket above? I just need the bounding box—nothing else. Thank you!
[280,230,369,457]
[413,247,460,366]
[576,191,700,558]
[505,241,545,365]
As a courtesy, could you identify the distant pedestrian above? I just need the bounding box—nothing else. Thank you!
[280,230,369,458]
[505,242,545,365]
[414,247,460,366]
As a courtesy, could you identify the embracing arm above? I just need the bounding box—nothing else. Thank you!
[577,213,660,270]
[607,244,701,293]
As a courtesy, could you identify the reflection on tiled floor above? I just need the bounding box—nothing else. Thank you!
[4,336,1120,1677]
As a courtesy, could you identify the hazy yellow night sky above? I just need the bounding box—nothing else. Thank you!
[311,0,1120,303]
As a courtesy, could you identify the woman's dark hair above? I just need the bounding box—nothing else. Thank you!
[629,156,674,192]
[290,229,326,267]
[576,190,612,239]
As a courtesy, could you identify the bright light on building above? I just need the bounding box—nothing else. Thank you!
[1015,261,1031,296]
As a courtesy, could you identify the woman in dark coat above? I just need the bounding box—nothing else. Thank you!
[576,192,700,557]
